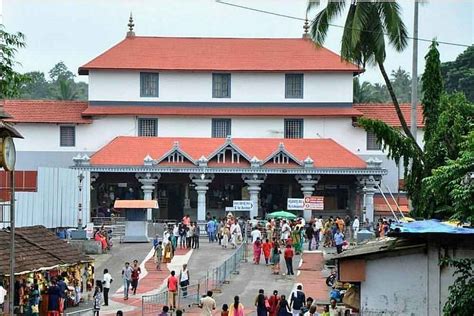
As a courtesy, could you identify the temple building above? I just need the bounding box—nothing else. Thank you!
[0,20,424,226]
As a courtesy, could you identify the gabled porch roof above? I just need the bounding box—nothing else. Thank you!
[88,136,368,170]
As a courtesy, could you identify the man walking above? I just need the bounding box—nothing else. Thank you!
[131,259,141,295]
[167,271,178,310]
[290,285,306,316]
[334,229,345,254]
[102,268,113,306]
[199,291,216,316]
[207,218,216,243]
[352,216,360,241]
[284,244,295,275]
[121,262,133,300]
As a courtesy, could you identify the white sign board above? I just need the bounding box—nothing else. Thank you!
[287,198,304,210]
[85,222,95,239]
[304,196,324,210]
[233,200,254,211]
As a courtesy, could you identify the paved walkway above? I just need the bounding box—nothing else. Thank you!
[87,240,332,316]
[100,247,192,315]
[297,250,331,304]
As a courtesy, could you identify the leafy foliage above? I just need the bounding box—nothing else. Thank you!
[353,68,422,103]
[17,61,88,100]
[441,45,474,103]
[424,130,474,222]
[0,24,28,98]
[307,0,419,148]
[440,257,474,316]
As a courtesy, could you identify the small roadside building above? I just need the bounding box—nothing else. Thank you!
[330,220,474,316]
[0,226,94,313]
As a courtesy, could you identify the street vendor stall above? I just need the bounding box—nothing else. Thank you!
[0,225,94,315]
[114,199,158,242]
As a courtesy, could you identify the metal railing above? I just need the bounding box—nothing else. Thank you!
[141,242,248,315]
[142,290,169,316]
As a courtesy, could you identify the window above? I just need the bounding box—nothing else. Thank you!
[212,119,231,138]
[367,131,381,150]
[284,119,303,139]
[140,72,159,97]
[138,118,158,137]
[285,74,304,98]
[212,73,231,98]
[60,126,75,147]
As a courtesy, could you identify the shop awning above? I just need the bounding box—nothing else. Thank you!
[114,200,158,209]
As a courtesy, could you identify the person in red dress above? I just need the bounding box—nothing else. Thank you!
[262,239,273,265]
[268,290,280,316]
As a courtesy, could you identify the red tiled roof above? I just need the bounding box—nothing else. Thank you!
[1,100,91,124]
[354,103,424,127]
[374,194,410,214]
[90,136,367,169]
[79,37,362,75]
[82,105,363,117]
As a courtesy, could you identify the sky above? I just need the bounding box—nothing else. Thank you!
[1,0,473,84]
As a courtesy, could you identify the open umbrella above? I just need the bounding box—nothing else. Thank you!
[266,210,297,220]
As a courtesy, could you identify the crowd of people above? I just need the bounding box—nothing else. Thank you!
[206,213,244,248]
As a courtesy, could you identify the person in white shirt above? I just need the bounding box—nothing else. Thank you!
[199,290,216,316]
[352,216,360,241]
[179,264,190,298]
[281,220,291,242]
[102,269,113,306]
[304,305,319,316]
[0,282,7,313]
[251,227,262,243]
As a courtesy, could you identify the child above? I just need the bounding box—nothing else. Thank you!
[154,241,163,270]
[221,303,229,316]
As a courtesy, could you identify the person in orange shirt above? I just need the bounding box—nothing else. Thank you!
[335,217,345,233]
[262,239,273,265]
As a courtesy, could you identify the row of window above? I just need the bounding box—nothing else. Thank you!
[140,73,304,99]
[58,123,381,150]
[138,118,304,139]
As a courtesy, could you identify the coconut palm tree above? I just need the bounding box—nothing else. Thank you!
[307,0,422,154]
[55,79,78,100]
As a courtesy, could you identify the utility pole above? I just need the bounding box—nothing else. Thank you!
[411,0,419,142]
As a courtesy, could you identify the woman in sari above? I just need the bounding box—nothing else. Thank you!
[229,295,245,316]
[94,229,108,252]
[292,227,302,255]
[163,237,173,263]
[268,290,280,316]
[253,237,262,264]
[323,221,332,248]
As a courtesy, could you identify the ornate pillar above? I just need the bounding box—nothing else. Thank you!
[190,173,214,221]
[242,174,266,218]
[136,172,160,221]
[295,174,321,220]
[357,175,379,224]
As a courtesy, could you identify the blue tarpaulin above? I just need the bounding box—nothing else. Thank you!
[390,219,474,234]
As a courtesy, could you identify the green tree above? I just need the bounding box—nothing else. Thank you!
[0,24,28,98]
[424,129,474,222]
[440,257,474,316]
[55,79,78,100]
[49,61,75,82]
[307,0,421,154]
[353,77,384,103]
[390,67,412,103]
[18,71,50,99]
[441,45,474,103]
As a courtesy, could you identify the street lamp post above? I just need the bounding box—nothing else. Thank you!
[70,172,87,240]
